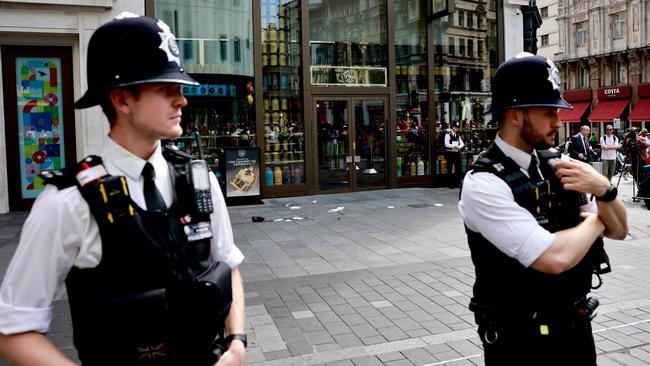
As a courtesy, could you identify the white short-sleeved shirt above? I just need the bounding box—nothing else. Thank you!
[599,135,619,161]
[459,135,595,268]
[0,137,244,335]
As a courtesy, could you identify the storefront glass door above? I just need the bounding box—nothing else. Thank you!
[315,97,386,192]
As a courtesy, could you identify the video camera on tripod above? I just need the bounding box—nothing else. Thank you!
[619,127,650,209]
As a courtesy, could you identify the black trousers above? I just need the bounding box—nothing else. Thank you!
[478,314,596,366]
[446,152,462,186]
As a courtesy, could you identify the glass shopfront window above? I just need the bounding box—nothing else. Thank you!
[308,0,388,87]
[155,0,253,76]
[154,1,256,184]
[261,0,305,186]
[394,0,430,177]
[432,0,499,178]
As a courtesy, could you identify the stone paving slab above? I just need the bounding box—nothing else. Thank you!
[2,176,650,365]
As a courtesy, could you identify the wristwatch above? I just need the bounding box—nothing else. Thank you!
[596,185,618,202]
[225,333,248,349]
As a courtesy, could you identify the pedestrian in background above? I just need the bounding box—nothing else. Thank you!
[0,13,246,365]
[459,52,628,365]
[568,125,594,162]
[600,124,620,181]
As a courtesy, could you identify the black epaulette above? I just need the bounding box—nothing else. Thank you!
[39,155,106,190]
[467,145,530,194]
[162,144,194,164]
[39,165,78,190]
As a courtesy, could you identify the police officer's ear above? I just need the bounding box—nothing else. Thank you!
[109,87,140,117]
[504,109,525,128]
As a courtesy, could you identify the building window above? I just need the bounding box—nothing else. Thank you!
[541,34,549,46]
[219,34,228,61]
[233,37,241,62]
[433,1,500,179]
[576,21,587,46]
[577,67,588,88]
[458,10,464,27]
[614,61,626,84]
[612,12,625,39]
[449,37,455,54]
[540,6,548,18]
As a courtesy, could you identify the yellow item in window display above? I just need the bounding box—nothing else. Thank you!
[230,165,257,193]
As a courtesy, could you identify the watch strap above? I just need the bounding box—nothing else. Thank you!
[596,185,617,202]
[225,333,247,349]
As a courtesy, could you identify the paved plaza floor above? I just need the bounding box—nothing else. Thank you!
[1,173,650,365]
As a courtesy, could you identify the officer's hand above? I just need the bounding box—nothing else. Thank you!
[553,158,610,196]
[579,211,605,234]
[214,340,245,366]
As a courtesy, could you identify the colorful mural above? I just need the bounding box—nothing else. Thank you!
[15,57,65,199]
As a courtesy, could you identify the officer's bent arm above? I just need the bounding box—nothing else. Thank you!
[596,197,628,240]
[530,212,605,275]
[0,331,77,366]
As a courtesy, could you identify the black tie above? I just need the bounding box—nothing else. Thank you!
[142,162,166,211]
[528,154,544,184]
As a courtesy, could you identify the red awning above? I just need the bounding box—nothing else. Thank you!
[558,102,590,123]
[629,98,650,122]
[588,99,629,122]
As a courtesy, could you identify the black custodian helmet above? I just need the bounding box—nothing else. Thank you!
[75,12,198,109]
[489,52,572,114]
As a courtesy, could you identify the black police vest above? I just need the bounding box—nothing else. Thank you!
[466,144,604,312]
[41,146,231,366]
[447,133,460,151]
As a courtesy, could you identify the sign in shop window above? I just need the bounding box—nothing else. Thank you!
[310,65,387,87]
[15,57,65,199]
[224,147,261,198]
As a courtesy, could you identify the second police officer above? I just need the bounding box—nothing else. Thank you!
[459,53,628,365]
[0,13,246,365]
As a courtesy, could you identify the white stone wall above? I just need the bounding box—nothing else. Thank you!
[502,0,527,59]
[0,0,144,213]
[536,0,560,60]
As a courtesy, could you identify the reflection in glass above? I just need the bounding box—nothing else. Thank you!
[432,0,499,176]
[155,1,256,179]
[262,0,305,187]
[155,0,253,76]
[309,0,388,86]
[395,0,430,177]
[316,100,349,191]
[355,100,386,188]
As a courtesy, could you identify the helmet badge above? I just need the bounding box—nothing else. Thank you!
[546,59,561,91]
[156,19,181,67]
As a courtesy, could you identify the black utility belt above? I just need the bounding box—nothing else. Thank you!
[471,296,598,323]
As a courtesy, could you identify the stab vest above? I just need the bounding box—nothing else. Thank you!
[40,146,231,366]
[447,132,460,151]
[466,144,605,313]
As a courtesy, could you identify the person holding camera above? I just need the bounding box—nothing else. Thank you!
[0,13,246,365]
[459,53,628,365]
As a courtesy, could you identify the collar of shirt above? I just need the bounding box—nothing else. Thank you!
[100,137,173,209]
[494,133,536,173]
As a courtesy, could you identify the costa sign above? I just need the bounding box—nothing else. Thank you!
[598,85,631,99]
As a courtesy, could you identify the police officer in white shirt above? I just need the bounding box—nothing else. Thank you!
[459,53,628,365]
[0,13,246,366]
